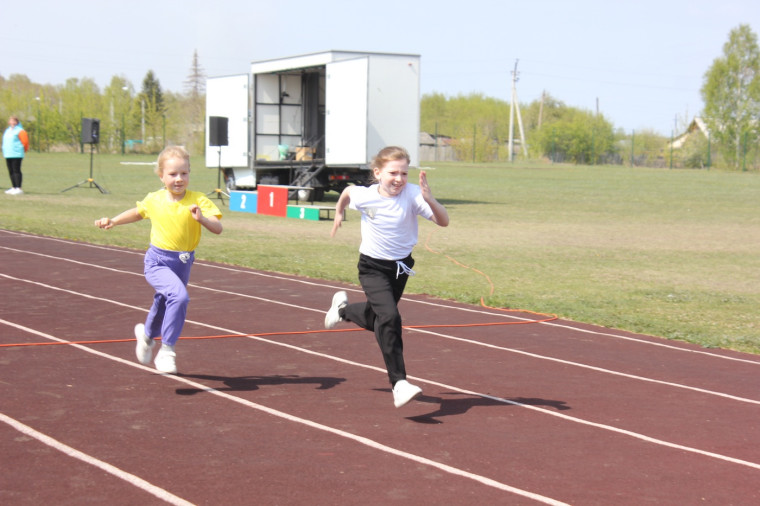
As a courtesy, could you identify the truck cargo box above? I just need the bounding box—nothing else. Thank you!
[206,50,420,199]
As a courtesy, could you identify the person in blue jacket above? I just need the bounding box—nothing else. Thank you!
[3,115,29,195]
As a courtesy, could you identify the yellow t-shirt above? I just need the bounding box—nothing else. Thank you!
[136,189,222,251]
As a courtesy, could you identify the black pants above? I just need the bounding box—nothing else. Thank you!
[5,158,22,188]
[342,253,414,386]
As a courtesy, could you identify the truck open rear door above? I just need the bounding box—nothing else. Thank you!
[325,57,369,165]
[205,74,249,170]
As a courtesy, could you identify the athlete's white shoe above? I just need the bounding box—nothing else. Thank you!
[134,323,155,364]
[324,291,348,329]
[155,345,177,374]
[392,379,422,408]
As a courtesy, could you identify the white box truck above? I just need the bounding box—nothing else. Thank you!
[205,50,420,200]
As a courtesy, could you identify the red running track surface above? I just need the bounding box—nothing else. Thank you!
[1,229,759,505]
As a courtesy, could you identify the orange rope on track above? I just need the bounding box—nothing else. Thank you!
[1,234,557,349]
[422,230,558,324]
[0,338,140,348]
[0,329,365,349]
[0,313,557,348]
[1,316,555,348]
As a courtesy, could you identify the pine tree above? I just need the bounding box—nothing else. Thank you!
[139,70,165,150]
[184,49,206,98]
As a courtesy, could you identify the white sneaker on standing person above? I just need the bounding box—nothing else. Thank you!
[3,115,29,195]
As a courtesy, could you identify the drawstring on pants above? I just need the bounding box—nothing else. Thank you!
[396,260,416,279]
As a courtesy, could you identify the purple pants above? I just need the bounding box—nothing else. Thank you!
[143,245,194,346]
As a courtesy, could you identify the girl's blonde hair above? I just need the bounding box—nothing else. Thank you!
[370,146,410,181]
[155,145,190,175]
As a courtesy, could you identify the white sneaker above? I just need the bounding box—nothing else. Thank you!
[12,188,23,195]
[324,291,348,329]
[392,379,422,408]
[134,323,155,364]
[155,345,177,374]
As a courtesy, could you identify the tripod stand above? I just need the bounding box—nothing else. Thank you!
[62,143,108,194]
[207,146,229,203]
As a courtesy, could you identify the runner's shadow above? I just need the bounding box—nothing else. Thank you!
[175,373,345,395]
[390,392,571,424]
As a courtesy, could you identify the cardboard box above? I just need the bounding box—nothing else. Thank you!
[296,146,315,161]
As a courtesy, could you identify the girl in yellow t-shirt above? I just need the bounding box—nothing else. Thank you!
[95,146,222,373]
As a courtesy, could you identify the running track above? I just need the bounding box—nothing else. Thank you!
[1,229,759,505]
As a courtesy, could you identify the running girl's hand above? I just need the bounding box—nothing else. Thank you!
[420,170,433,200]
[189,204,223,234]
[93,208,142,229]
[94,217,113,230]
[331,187,351,237]
[330,213,343,237]
[419,170,450,227]
[189,204,202,221]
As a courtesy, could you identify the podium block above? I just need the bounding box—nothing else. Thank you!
[256,185,288,217]
[287,205,321,221]
[229,191,258,214]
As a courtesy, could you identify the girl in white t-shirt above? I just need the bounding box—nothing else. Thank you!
[325,146,449,408]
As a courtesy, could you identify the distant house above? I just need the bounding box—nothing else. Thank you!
[419,132,456,161]
[670,117,710,149]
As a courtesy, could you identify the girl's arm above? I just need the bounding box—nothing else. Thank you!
[94,208,142,230]
[190,205,223,235]
[330,186,352,237]
[419,171,449,227]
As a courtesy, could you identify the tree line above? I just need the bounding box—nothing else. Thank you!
[0,50,206,156]
[422,24,760,170]
[1,26,758,170]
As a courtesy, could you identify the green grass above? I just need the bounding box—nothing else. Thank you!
[3,153,760,354]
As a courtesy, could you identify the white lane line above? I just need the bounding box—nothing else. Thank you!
[2,270,758,408]
[0,411,194,506]
[0,319,567,506]
[407,326,760,406]
[4,303,760,475]
[4,236,760,471]
[2,236,759,366]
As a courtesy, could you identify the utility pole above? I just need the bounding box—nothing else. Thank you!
[508,59,528,162]
[537,90,545,129]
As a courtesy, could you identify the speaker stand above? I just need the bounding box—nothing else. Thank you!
[61,143,108,194]
[207,146,229,203]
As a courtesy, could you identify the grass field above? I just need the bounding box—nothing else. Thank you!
[2,152,759,354]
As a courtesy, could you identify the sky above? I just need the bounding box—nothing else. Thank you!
[2,0,758,136]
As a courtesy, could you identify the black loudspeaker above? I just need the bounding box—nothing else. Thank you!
[209,116,228,146]
[81,118,100,144]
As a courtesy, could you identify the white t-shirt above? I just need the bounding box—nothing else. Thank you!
[349,183,434,260]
